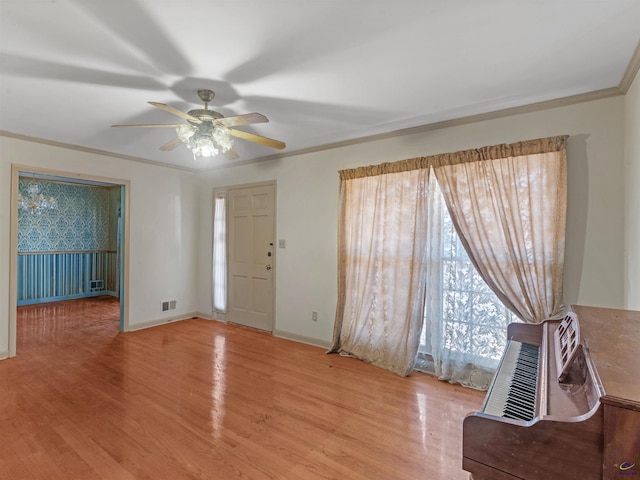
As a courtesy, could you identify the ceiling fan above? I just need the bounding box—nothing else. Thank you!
[112,89,286,160]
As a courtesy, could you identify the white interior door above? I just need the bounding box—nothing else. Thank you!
[227,183,275,331]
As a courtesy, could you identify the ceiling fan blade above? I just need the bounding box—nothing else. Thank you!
[229,129,286,150]
[224,148,240,160]
[214,112,268,128]
[111,123,181,128]
[160,137,184,151]
[148,102,201,123]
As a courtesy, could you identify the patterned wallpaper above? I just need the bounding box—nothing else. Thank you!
[18,179,111,252]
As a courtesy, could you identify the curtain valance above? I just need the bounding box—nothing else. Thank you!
[338,135,568,180]
[338,157,430,180]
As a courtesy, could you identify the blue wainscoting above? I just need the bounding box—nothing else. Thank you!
[17,251,118,305]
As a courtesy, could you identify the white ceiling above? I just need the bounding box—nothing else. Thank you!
[1,0,639,171]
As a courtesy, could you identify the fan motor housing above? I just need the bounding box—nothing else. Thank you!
[187,109,224,123]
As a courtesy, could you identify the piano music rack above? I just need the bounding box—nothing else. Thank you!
[554,312,582,383]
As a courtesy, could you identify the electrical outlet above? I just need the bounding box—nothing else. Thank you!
[312,311,318,322]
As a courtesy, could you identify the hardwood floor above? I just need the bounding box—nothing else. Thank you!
[1,297,484,479]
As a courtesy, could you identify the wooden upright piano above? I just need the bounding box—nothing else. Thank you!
[462,305,640,480]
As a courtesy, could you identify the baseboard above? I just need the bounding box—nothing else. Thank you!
[273,329,331,349]
[127,311,200,332]
[0,350,9,361]
[126,315,330,349]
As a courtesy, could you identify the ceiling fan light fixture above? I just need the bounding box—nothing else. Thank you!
[193,136,218,158]
[176,122,233,159]
[211,125,233,152]
[113,89,285,160]
[176,124,195,143]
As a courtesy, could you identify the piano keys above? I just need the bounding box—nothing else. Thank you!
[482,340,540,421]
[462,306,640,480]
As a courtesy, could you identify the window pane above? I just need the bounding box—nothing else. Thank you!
[213,195,227,312]
[420,185,518,364]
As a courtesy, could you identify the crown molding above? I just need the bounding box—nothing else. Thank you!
[619,40,640,94]
[230,85,624,170]
[0,130,198,173]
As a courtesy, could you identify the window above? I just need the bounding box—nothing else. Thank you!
[418,176,518,378]
[212,193,227,313]
[419,186,518,361]
[333,136,566,384]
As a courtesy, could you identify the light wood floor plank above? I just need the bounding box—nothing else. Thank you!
[0,296,484,479]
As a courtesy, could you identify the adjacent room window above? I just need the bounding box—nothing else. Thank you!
[212,193,227,313]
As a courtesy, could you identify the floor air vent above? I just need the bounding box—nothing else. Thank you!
[89,280,104,291]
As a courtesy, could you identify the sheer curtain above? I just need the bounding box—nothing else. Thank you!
[330,158,430,376]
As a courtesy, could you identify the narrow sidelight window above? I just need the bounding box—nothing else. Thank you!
[213,193,227,313]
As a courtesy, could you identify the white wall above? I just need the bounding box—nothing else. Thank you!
[625,71,640,310]
[198,96,627,346]
[0,136,201,357]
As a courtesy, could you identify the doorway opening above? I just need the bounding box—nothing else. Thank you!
[9,165,130,357]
